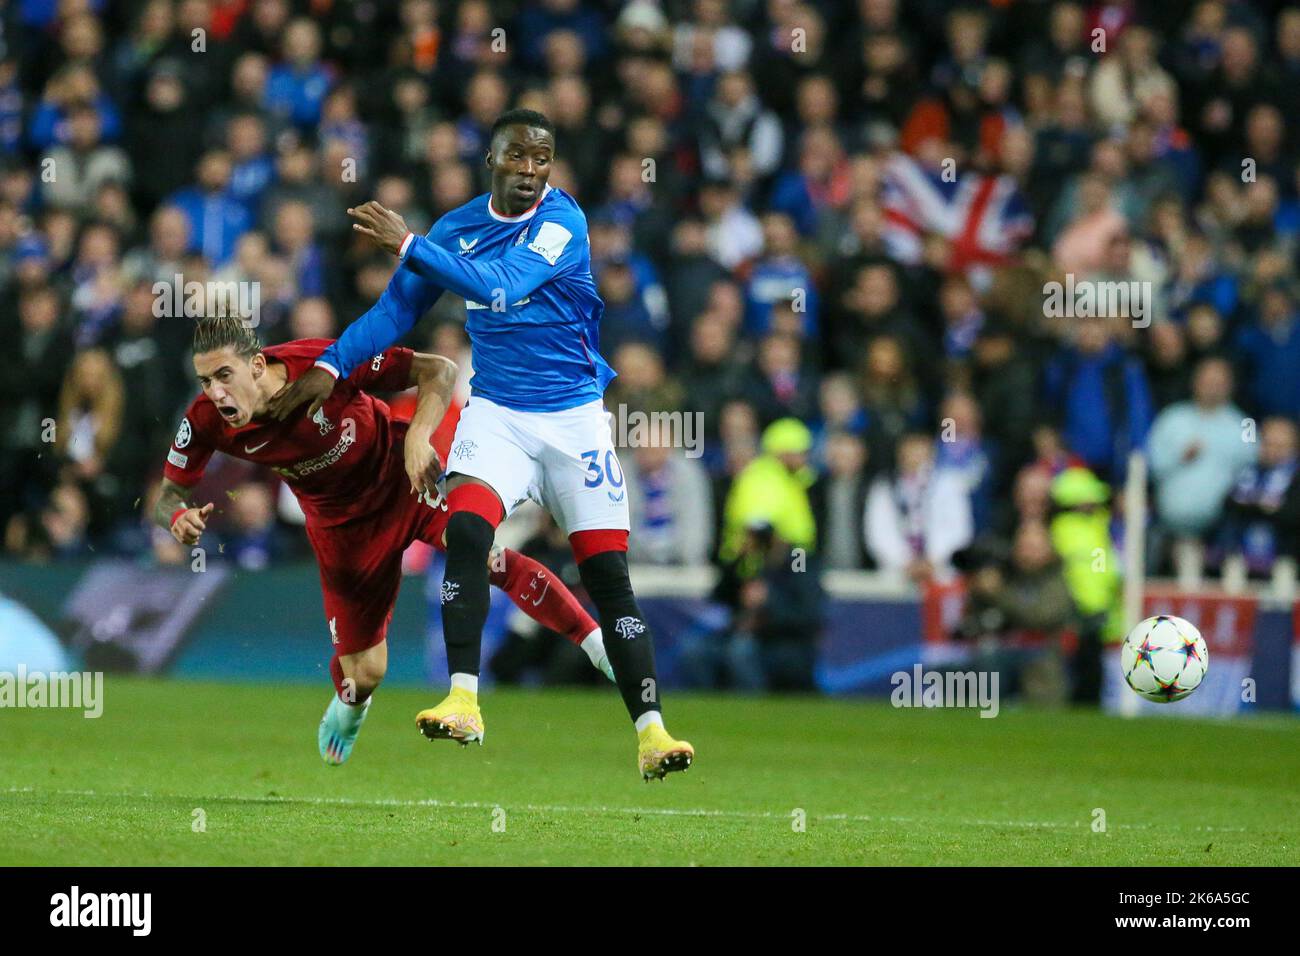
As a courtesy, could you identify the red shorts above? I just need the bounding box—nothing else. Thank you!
[306,472,450,656]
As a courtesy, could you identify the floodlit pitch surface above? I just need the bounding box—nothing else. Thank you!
[2,679,1297,865]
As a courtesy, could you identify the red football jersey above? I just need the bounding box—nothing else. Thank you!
[163,339,417,527]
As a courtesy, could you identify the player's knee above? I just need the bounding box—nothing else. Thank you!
[577,549,634,605]
[444,510,495,560]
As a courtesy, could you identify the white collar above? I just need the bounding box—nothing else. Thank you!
[487,184,553,223]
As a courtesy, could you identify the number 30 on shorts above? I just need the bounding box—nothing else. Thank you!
[580,449,625,489]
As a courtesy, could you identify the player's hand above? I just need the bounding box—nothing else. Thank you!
[171,503,214,546]
[267,366,336,422]
[348,201,410,257]
[404,427,441,500]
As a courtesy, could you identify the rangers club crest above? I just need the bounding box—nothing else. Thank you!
[614,616,646,639]
[453,439,477,461]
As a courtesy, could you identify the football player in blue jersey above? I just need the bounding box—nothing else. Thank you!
[268,109,693,780]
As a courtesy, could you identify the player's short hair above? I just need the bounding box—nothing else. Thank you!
[490,108,555,148]
[192,316,261,360]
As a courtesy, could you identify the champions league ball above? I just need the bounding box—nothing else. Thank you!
[1120,615,1209,703]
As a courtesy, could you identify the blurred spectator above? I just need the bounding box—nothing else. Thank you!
[1220,417,1300,575]
[934,392,995,535]
[1234,281,1300,419]
[622,422,714,566]
[956,520,1075,705]
[224,481,286,571]
[679,311,745,447]
[40,103,131,215]
[721,418,817,563]
[698,70,783,182]
[265,19,333,130]
[684,519,825,693]
[698,176,762,269]
[1148,357,1255,542]
[1043,316,1153,482]
[739,331,817,426]
[168,149,252,265]
[811,430,870,570]
[866,431,973,582]
[0,285,72,529]
[1048,467,1122,703]
[744,212,818,338]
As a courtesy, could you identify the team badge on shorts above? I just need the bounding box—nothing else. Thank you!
[614,616,646,639]
[452,439,478,461]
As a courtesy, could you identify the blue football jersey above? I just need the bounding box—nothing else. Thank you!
[317,185,615,412]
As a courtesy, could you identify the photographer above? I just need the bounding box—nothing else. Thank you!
[682,519,826,693]
[955,521,1076,705]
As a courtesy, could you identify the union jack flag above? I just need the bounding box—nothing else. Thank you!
[881,152,1034,279]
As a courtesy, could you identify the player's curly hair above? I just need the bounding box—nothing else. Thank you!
[192,315,262,359]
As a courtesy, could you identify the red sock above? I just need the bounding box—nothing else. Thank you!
[491,548,597,646]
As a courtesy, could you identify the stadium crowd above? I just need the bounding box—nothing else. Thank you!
[3,0,1300,691]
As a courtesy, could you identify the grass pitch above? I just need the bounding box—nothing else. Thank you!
[2,678,1297,866]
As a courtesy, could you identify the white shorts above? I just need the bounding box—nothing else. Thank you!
[445,396,630,534]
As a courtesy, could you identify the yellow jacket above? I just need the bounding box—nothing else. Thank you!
[722,455,818,561]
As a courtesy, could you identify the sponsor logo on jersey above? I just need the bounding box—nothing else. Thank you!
[280,428,355,479]
[174,418,192,449]
[244,441,270,454]
[371,353,385,371]
[167,449,188,469]
[329,617,339,646]
[526,221,572,266]
[458,237,479,255]
[440,581,460,604]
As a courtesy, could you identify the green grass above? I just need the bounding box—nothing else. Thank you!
[2,678,1297,865]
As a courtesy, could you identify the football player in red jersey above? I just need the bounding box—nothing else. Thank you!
[155,317,613,764]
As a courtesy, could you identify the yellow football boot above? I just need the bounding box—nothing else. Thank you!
[415,688,484,746]
[637,723,694,781]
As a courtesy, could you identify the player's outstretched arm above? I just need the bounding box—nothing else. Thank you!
[267,236,446,422]
[404,352,458,497]
[350,199,581,311]
[402,228,573,310]
[154,478,214,546]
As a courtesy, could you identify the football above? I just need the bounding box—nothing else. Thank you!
[1121,615,1210,703]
